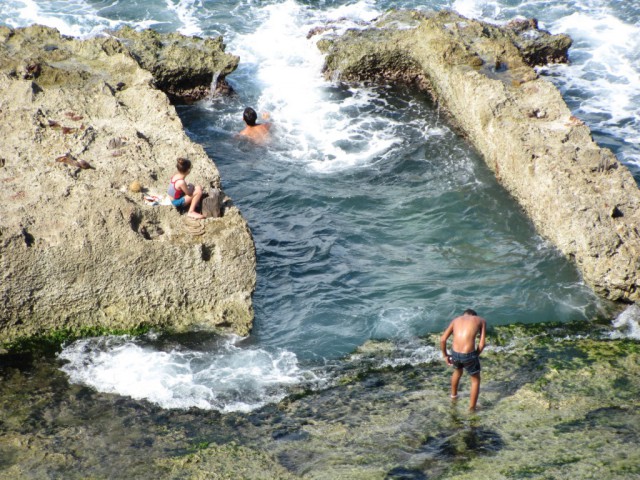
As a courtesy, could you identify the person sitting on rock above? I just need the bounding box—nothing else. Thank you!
[167,157,205,219]
[238,107,271,144]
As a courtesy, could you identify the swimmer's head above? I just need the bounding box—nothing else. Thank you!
[243,107,258,126]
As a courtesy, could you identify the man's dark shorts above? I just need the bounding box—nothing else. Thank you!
[451,349,481,375]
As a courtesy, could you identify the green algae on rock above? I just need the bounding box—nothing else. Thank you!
[315,10,640,304]
[113,26,239,103]
[0,323,638,479]
[154,442,297,480]
[256,326,640,479]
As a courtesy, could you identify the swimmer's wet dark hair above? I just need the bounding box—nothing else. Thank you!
[243,107,257,126]
[463,309,478,316]
[176,157,192,173]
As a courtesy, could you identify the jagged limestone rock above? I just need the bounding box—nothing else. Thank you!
[114,26,239,102]
[316,10,640,303]
[0,25,256,343]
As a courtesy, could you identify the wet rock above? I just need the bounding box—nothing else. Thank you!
[0,26,256,344]
[317,9,640,304]
[505,17,572,65]
[0,323,638,478]
[114,26,239,103]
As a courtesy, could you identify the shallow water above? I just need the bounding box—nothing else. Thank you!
[1,319,639,479]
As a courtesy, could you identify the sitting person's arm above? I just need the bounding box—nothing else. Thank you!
[177,180,195,197]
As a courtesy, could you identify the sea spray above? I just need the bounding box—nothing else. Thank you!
[58,333,319,412]
[165,0,204,35]
[224,0,406,173]
[611,304,640,340]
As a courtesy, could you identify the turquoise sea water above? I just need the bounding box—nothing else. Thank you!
[2,0,639,412]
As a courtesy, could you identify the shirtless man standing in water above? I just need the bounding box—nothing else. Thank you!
[238,107,271,144]
[440,309,487,410]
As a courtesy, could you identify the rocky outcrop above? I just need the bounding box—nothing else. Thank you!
[114,26,239,102]
[316,10,640,303]
[0,25,256,344]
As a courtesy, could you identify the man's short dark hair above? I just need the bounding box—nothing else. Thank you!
[243,107,257,126]
[463,309,478,316]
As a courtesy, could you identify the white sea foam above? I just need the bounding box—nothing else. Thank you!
[610,304,640,340]
[227,0,411,173]
[372,307,426,339]
[380,343,441,368]
[59,334,315,412]
[3,0,184,37]
[165,0,203,36]
[6,0,108,37]
[550,11,640,117]
[323,0,380,25]
[452,0,502,22]
[544,10,640,171]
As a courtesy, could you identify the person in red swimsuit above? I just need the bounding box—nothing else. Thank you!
[167,157,204,219]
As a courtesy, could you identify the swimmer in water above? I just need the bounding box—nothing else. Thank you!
[238,107,271,144]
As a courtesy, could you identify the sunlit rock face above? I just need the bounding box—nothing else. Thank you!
[0,25,255,343]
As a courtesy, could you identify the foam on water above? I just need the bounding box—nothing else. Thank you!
[610,305,640,340]
[371,307,429,340]
[59,334,316,412]
[380,343,441,368]
[4,0,113,36]
[452,0,502,20]
[2,0,199,37]
[165,0,203,35]
[226,0,413,173]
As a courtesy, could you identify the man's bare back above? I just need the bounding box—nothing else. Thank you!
[239,123,270,144]
[445,313,486,354]
[238,107,271,144]
[440,309,487,410]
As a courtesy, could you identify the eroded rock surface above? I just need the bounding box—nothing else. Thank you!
[114,26,239,102]
[0,25,256,343]
[317,10,640,303]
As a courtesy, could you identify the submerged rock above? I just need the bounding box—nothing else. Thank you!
[0,25,256,344]
[316,10,640,304]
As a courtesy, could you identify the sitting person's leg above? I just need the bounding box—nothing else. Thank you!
[171,196,187,211]
[185,185,204,219]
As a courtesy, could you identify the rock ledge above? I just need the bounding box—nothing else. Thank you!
[0,25,256,343]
